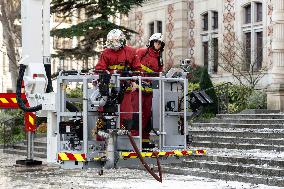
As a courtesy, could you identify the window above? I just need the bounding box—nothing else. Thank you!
[242,2,263,70]
[203,13,209,31]
[201,11,219,73]
[256,31,263,69]
[212,11,218,30]
[244,4,251,24]
[54,13,72,24]
[244,32,251,70]
[256,3,262,22]
[212,38,218,73]
[203,41,209,68]
[149,21,162,36]
[149,22,154,36]
[53,37,72,49]
[157,21,162,33]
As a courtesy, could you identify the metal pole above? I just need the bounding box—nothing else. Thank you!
[105,134,116,168]
[116,74,120,129]
[183,79,188,149]
[138,76,142,151]
[27,131,34,160]
[83,78,88,154]
[161,79,165,148]
[158,73,162,149]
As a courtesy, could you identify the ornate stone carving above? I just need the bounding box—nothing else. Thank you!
[166,4,174,69]
[135,11,144,47]
[267,0,273,65]
[188,0,195,64]
[223,0,235,50]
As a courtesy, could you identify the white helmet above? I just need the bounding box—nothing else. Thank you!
[149,33,164,43]
[106,29,126,51]
[148,33,165,50]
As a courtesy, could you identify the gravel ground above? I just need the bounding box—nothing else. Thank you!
[0,151,283,189]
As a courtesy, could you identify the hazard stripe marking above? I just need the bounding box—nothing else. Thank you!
[11,98,17,103]
[28,115,35,125]
[58,153,69,161]
[58,153,86,161]
[0,98,9,103]
[120,150,206,159]
[66,153,76,161]
[73,154,85,161]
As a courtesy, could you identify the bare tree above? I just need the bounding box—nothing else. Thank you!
[217,39,270,89]
[0,0,21,91]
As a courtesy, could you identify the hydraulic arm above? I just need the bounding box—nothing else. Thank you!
[17,0,52,112]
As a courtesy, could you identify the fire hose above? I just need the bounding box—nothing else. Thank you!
[127,133,162,183]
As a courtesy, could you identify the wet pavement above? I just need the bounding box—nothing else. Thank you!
[0,151,282,189]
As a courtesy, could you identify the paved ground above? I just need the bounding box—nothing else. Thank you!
[0,151,282,189]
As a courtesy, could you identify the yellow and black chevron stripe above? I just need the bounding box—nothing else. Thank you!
[120,149,206,159]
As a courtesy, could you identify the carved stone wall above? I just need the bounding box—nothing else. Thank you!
[188,0,195,64]
[267,0,273,65]
[223,0,236,49]
[166,4,175,69]
[135,11,144,47]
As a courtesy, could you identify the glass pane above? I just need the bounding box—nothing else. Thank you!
[244,32,251,70]
[256,3,263,22]
[212,12,218,29]
[203,41,209,67]
[157,21,162,33]
[245,4,251,24]
[256,32,263,69]
[212,38,218,73]
[149,22,154,36]
[203,13,208,31]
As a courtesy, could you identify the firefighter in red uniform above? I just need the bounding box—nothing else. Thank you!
[95,29,140,129]
[131,33,165,148]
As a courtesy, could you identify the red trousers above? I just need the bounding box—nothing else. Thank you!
[131,91,153,139]
[120,92,133,125]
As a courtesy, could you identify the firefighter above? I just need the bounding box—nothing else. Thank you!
[95,29,140,129]
[131,33,165,147]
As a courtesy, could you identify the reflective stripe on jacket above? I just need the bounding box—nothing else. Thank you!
[141,64,154,73]
[135,47,163,93]
[95,46,140,73]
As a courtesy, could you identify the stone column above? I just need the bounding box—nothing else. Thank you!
[172,1,189,64]
[267,0,284,111]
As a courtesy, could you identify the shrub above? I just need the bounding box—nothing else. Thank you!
[188,82,199,93]
[199,68,218,114]
[0,110,25,144]
[66,85,83,111]
[246,90,267,109]
[66,85,83,98]
[186,63,203,83]
[3,109,24,126]
[227,84,252,113]
[37,122,47,134]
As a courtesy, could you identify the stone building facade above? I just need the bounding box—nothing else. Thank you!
[127,0,284,111]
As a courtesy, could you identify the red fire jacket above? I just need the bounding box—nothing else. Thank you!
[136,47,163,74]
[135,47,163,93]
[95,46,140,73]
